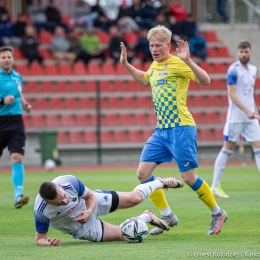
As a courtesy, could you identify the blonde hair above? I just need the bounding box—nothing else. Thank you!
[147,25,172,43]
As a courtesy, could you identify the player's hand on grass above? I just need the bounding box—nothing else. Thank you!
[4,95,14,104]
[73,210,92,224]
[47,237,61,246]
[120,42,128,66]
[23,102,32,113]
[176,40,190,62]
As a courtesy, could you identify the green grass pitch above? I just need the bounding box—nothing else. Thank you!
[0,166,260,260]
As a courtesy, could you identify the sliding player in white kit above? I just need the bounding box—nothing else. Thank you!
[34,175,183,246]
[211,39,260,198]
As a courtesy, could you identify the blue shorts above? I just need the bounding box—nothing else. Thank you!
[140,126,198,172]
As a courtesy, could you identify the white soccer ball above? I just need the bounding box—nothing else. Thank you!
[121,218,148,243]
[44,159,56,171]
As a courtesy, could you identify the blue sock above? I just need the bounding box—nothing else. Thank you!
[12,162,25,200]
[141,175,155,184]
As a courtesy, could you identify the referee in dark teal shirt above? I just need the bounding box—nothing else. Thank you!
[0,46,32,209]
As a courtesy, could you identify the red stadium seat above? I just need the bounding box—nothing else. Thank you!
[57,132,68,144]
[73,63,86,75]
[39,31,52,44]
[41,81,54,92]
[56,81,69,92]
[75,114,89,126]
[212,63,226,74]
[108,97,121,109]
[13,48,23,59]
[128,130,142,142]
[87,63,101,75]
[102,114,119,126]
[79,97,96,109]
[219,111,227,123]
[114,130,127,142]
[30,63,44,75]
[215,128,224,141]
[219,96,229,106]
[68,131,83,143]
[64,97,78,109]
[115,63,128,75]
[114,80,127,91]
[217,46,230,57]
[255,78,260,89]
[129,81,142,91]
[38,48,52,59]
[211,79,225,90]
[122,97,136,108]
[199,129,214,141]
[45,114,60,127]
[147,112,157,125]
[204,31,219,42]
[59,63,72,75]
[26,82,39,93]
[100,81,111,92]
[136,96,153,108]
[71,81,83,92]
[200,62,212,73]
[22,115,29,127]
[60,114,75,127]
[192,112,205,124]
[87,114,97,126]
[134,113,148,125]
[85,81,96,92]
[97,31,110,45]
[101,131,113,143]
[208,95,220,107]
[45,64,59,75]
[207,47,217,58]
[205,111,219,124]
[30,114,45,127]
[83,131,97,143]
[193,96,207,107]
[62,16,75,28]
[34,98,48,110]
[142,129,154,141]
[15,64,29,75]
[118,113,134,125]
[124,32,138,46]
[102,63,115,74]
[49,98,63,109]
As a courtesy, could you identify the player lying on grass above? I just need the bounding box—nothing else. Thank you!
[34,175,183,246]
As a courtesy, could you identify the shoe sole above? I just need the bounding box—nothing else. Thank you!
[15,196,29,209]
[144,210,170,231]
[157,177,184,189]
[211,214,228,235]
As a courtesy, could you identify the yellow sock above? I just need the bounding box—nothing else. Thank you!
[191,177,217,210]
[149,189,169,210]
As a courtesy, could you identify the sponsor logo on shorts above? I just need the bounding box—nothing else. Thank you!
[184,162,190,167]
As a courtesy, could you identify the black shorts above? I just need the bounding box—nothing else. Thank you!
[0,116,26,156]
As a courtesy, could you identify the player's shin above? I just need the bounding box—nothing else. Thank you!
[12,162,25,199]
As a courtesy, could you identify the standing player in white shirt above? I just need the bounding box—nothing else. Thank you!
[211,39,260,198]
[34,175,183,246]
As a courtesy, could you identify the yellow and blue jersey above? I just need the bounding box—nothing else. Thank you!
[144,55,196,129]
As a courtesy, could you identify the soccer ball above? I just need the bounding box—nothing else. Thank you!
[44,159,56,171]
[121,218,148,243]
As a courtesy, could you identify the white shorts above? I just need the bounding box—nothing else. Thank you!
[223,120,260,142]
[72,190,119,242]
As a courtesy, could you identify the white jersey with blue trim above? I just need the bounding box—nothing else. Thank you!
[34,175,91,236]
[226,61,257,123]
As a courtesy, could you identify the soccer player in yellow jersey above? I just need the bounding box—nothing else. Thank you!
[120,25,227,235]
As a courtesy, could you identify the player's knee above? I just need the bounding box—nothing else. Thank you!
[11,153,23,163]
[136,169,148,181]
[131,193,143,206]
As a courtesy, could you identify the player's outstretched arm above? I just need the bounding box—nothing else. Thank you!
[35,232,61,246]
[120,42,150,87]
[176,39,210,86]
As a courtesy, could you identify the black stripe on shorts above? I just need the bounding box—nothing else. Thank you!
[109,191,119,213]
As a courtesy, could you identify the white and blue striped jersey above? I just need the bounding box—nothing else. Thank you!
[226,61,257,123]
[34,175,89,236]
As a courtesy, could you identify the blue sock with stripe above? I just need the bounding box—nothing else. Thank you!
[12,162,25,200]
